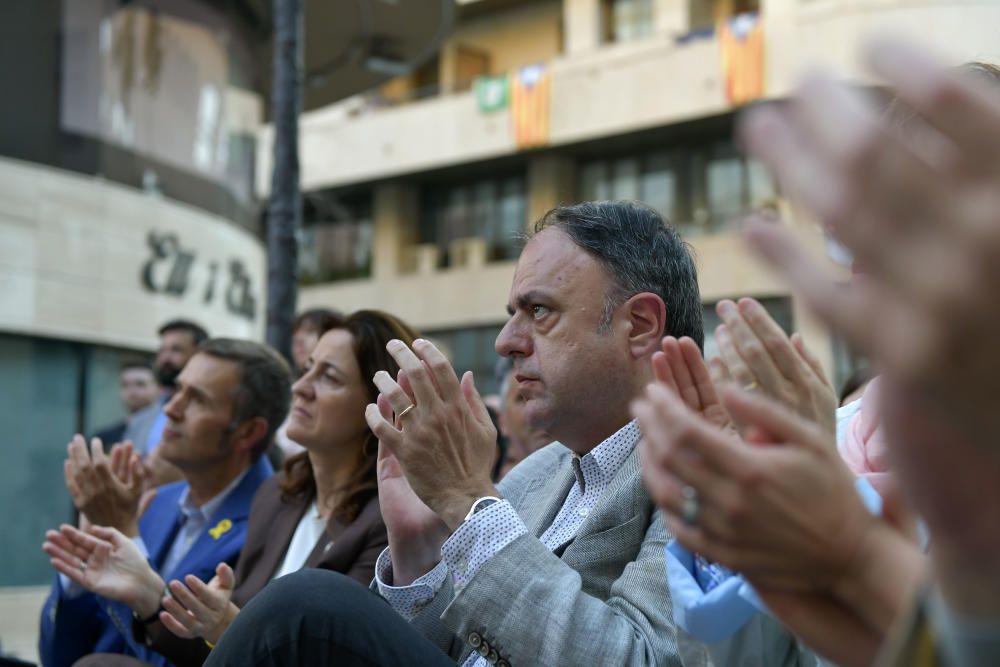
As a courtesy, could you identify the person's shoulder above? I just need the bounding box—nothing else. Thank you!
[243,469,289,517]
[522,440,570,467]
[131,402,161,422]
[254,473,284,502]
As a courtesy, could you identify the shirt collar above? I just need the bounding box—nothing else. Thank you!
[177,466,251,523]
[572,419,640,492]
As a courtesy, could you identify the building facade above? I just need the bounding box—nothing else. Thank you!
[0,0,268,597]
[263,0,1000,396]
[0,0,452,658]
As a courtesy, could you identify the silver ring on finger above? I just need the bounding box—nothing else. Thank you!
[79,560,87,573]
[680,485,700,526]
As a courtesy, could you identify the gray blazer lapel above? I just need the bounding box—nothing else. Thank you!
[561,444,649,569]
[522,456,576,539]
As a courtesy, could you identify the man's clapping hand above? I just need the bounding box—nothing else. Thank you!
[64,435,145,536]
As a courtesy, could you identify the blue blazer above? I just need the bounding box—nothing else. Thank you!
[38,457,272,667]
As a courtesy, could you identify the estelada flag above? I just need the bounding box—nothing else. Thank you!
[511,64,550,149]
[719,12,765,106]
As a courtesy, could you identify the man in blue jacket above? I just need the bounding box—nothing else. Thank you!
[39,338,291,667]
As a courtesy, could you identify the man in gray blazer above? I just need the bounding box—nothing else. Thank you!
[205,201,708,667]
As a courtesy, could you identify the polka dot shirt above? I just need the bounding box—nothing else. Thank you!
[375,419,640,664]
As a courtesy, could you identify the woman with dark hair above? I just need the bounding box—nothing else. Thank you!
[274,307,341,459]
[80,310,420,667]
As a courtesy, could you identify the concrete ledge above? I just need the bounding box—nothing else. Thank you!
[0,586,47,664]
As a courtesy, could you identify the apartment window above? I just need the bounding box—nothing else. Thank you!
[689,0,761,32]
[453,44,492,93]
[703,143,746,224]
[299,192,374,283]
[604,0,654,43]
[420,174,527,266]
[426,325,505,395]
[702,297,793,361]
[0,334,148,585]
[578,138,775,233]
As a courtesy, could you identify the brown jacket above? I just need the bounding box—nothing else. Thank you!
[141,473,388,666]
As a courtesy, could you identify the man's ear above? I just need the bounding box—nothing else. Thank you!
[623,292,666,359]
[230,417,269,455]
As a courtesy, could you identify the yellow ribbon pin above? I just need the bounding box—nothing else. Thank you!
[208,519,233,540]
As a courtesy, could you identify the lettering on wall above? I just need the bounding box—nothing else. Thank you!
[140,231,258,321]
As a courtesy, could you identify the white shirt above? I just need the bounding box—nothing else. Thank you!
[836,397,863,447]
[375,420,640,667]
[272,500,327,580]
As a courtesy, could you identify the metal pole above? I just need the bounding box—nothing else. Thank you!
[265,0,303,362]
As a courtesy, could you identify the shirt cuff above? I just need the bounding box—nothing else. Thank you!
[441,500,526,593]
[374,547,447,622]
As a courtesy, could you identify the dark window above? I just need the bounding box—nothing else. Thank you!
[420,174,527,267]
[425,325,505,395]
[299,191,374,283]
[603,0,654,44]
[578,135,776,234]
[701,297,792,361]
[688,0,761,32]
[0,334,146,585]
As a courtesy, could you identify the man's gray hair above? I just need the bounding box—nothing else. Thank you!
[533,200,704,349]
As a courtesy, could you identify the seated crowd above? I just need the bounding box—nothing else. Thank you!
[38,36,1000,667]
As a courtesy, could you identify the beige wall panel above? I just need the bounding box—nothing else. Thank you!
[765,0,1000,96]
[0,158,266,349]
[549,37,725,145]
[300,232,802,331]
[564,0,601,55]
[527,155,576,225]
[450,0,563,74]
[299,262,517,332]
[654,0,690,36]
[260,0,1000,195]
[0,224,37,325]
[266,36,725,193]
[0,586,47,664]
[276,93,517,193]
[688,232,790,302]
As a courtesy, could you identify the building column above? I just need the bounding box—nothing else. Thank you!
[783,201,845,386]
[372,182,419,280]
[792,295,839,388]
[563,0,602,55]
[527,154,576,229]
[654,0,689,36]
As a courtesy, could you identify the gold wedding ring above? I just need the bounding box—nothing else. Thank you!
[743,380,759,392]
[397,404,416,419]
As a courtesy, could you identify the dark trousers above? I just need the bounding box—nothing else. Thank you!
[204,569,456,667]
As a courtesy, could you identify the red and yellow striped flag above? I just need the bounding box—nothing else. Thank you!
[719,13,765,106]
[511,64,551,149]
